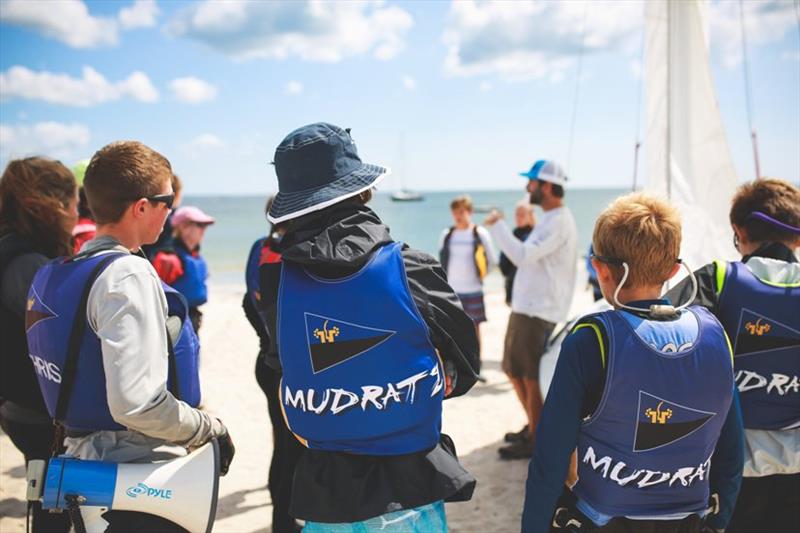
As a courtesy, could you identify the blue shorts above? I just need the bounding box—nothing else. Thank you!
[303,501,447,533]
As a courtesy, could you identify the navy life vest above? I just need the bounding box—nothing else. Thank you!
[245,236,281,311]
[439,226,488,280]
[171,244,208,308]
[25,252,201,432]
[277,242,443,455]
[573,307,733,519]
[715,260,800,430]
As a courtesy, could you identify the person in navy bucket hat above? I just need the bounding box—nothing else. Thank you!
[267,122,389,224]
[257,122,480,530]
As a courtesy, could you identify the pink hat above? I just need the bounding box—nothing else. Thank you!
[172,206,215,226]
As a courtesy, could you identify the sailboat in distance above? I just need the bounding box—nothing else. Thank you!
[390,132,424,202]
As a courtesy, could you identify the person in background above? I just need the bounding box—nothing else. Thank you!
[523,193,743,533]
[260,123,478,531]
[71,160,96,254]
[152,205,213,332]
[142,173,182,259]
[666,178,799,533]
[25,141,233,531]
[439,195,497,378]
[484,160,578,460]
[72,187,96,254]
[243,197,304,532]
[0,157,76,532]
[499,201,535,305]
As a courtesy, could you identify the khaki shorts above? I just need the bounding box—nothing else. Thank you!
[502,312,555,380]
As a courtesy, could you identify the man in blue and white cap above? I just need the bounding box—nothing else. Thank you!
[258,122,479,530]
[484,159,578,460]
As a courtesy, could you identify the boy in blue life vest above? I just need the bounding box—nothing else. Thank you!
[25,141,234,532]
[666,178,800,533]
[522,193,744,533]
[258,122,479,532]
[152,205,214,332]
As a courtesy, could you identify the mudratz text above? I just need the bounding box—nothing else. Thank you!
[582,446,711,489]
[284,366,443,415]
[736,370,799,396]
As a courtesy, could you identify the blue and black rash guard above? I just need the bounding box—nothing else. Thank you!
[521,300,744,533]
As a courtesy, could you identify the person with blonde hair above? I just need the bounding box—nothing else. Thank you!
[667,178,800,533]
[522,193,743,532]
[0,157,77,532]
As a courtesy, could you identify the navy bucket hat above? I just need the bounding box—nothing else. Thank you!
[267,122,389,223]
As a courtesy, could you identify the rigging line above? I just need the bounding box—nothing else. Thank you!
[565,0,589,178]
[666,0,672,199]
[632,1,646,192]
[739,0,761,179]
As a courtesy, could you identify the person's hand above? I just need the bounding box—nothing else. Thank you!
[484,209,504,226]
[215,420,235,476]
[152,251,183,284]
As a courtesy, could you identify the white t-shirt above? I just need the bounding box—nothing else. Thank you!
[488,206,577,324]
[439,225,497,294]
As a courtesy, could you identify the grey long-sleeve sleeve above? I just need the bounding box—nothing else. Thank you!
[87,254,223,447]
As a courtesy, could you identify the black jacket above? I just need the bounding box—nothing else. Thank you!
[0,232,50,414]
[258,201,479,522]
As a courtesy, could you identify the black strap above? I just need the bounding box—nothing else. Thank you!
[54,254,123,423]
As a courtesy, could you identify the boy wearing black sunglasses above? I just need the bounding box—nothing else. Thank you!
[25,141,234,531]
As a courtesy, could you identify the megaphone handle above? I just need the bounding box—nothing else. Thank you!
[65,495,87,533]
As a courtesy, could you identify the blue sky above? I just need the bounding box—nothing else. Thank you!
[1,0,798,195]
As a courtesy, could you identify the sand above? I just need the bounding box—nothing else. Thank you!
[1,274,593,532]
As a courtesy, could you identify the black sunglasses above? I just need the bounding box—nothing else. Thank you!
[136,193,175,209]
[590,253,624,266]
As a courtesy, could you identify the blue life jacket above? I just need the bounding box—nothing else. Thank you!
[715,260,800,430]
[171,244,208,308]
[573,307,733,519]
[25,252,201,432]
[277,242,443,455]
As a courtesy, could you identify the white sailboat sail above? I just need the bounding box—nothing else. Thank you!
[645,0,740,271]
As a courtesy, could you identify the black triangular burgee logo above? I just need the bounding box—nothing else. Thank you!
[24,288,57,331]
[305,313,394,373]
[734,308,800,357]
[633,391,716,452]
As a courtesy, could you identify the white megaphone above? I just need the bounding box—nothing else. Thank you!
[26,439,220,533]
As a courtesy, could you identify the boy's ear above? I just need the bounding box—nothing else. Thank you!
[732,223,748,244]
[131,198,148,219]
[667,262,681,279]
[592,258,612,283]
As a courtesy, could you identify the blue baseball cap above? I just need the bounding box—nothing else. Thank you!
[519,160,567,186]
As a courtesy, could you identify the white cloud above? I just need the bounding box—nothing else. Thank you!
[169,76,218,103]
[479,81,493,92]
[709,0,798,69]
[0,65,159,106]
[0,121,90,161]
[0,0,118,48]
[402,76,416,91]
[186,133,225,149]
[285,81,304,95]
[168,0,413,62]
[443,0,642,81]
[119,0,160,30]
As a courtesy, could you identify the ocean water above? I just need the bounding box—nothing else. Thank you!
[183,188,628,285]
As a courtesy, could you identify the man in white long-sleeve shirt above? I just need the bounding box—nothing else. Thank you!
[484,160,577,460]
[26,141,234,531]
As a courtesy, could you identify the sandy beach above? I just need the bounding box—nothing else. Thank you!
[1,274,593,532]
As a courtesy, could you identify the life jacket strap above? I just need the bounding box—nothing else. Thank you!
[54,254,125,426]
